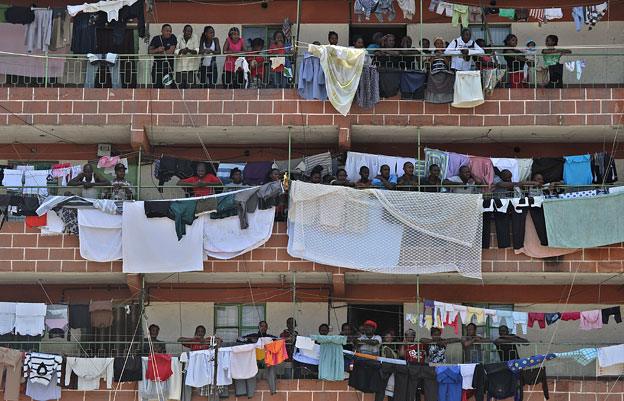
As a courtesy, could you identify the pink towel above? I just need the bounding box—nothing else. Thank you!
[579,310,603,330]
[468,156,495,187]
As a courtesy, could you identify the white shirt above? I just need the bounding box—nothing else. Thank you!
[460,363,477,389]
[65,357,114,390]
[229,343,258,380]
[175,34,200,72]
[357,334,382,355]
[15,303,46,336]
[445,37,484,71]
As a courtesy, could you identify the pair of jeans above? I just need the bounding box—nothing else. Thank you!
[234,378,256,398]
[85,56,121,88]
[547,63,564,88]
[200,63,218,88]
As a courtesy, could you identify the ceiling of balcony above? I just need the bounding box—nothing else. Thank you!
[0,271,618,286]
[0,125,130,144]
[147,125,339,145]
[352,125,621,144]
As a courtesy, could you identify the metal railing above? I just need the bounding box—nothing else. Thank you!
[1,48,623,89]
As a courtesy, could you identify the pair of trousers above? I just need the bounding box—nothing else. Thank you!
[200,63,218,88]
[234,378,256,398]
[602,306,622,324]
[85,58,121,88]
[547,64,564,88]
[492,208,526,249]
[529,207,549,246]
[377,364,438,401]
[270,71,288,88]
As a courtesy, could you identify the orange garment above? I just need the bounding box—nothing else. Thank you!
[25,214,47,228]
[264,339,288,366]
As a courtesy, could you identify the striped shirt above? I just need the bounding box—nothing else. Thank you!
[24,352,63,385]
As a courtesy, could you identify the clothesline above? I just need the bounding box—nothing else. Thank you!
[407,300,622,334]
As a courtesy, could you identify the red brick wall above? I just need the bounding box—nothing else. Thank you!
[2,221,623,276]
[1,88,622,133]
[2,379,620,401]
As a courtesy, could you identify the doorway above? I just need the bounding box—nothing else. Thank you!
[348,304,403,338]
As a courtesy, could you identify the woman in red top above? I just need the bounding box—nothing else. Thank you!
[178,325,211,351]
[399,329,425,364]
[222,27,245,89]
[177,162,221,197]
[269,31,288,88]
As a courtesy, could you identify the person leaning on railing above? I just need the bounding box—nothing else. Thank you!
[108,163,133,200]
[148,24,177,88]
[67,163,110,199]
[494,325,529,361]
[199,26,221,89]
[175,25,200,89]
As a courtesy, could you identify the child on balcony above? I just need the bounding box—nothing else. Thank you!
[269,31,288,88]
[222,27,245,89]
[248,38,266,88]
[542,34,571,88]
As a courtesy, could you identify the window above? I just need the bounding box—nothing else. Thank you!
[469,24,512,47]
[214,304,265,342]
[463,303,513,363]
[241,25,284,50]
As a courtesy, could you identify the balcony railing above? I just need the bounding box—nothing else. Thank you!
[1,47,623,89]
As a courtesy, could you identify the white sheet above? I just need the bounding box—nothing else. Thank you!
[41,211,65,236]
[0,302,16,335]
[122,201,204,273]
[204,207,275,260]
[1,169,23,189]
[78,209,122,262]
[598,344,624,368]
[15,303,46,336]
[490,158,520,182]
[451,70,484,108]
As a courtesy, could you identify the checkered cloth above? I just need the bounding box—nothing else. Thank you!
[555,348,598,366]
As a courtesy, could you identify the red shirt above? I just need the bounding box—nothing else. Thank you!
[248,55,265,78]
[183,337,211,351]
[405,344,425,363]
[180,174,220,196]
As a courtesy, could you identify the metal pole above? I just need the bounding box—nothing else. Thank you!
[416,275,420,356]
[136,146,142,200]
[288,127,292,180]
[44,55,49,88]
[419,0,423,50]
[291,272,297,379]
[417,127,421,191]
[294,0,302,81]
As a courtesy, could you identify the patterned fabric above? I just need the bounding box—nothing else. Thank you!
[58,208,79,235]
[554,348,598,366]
[356,64,380,109]
[558,190,597,199]
[425,148,450,180]
[428,344,447,363]
[529,9,544,22]
[507,354,556,372]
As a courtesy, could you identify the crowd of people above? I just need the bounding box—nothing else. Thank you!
[144,318,532,367]
[147,24,572,89]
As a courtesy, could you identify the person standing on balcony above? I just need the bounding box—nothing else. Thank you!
[239,320,276,343]
[67,163,110,199]
[177,162,221,196]
[199,26,221,88]
[422,164,442,192]
[443,165,482,194]
[178,325,211,351]
[445,28,484,71]
[269,31,288,88]
[109,163,133,200]
[355,166,372,189]
[503,34,532,89]
[461,323,489,363]
[279,317,298,360]
[381,330,398,359]
[398,161,419,190]
[148,24,177,88]
[494,325,529,361]
[542,35,571,88]
[400,329,425,364]
[248,38,267,88]
[143,324,166,354]
[354,320,382,356]
[175,25,200,89]
[372,164,397,190]
[422,327,460,363]
[328,31,339,46]
[331,169,353,187]
[222,27,245,89]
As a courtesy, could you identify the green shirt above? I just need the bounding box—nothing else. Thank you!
[543,53,561,67]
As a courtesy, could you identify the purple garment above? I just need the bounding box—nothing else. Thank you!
[243,162,273,186]
[446,152,470,178]
[26,373,61,401]
[297,52,327,100]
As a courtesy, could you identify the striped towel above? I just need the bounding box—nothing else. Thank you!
[529,8,544,22]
